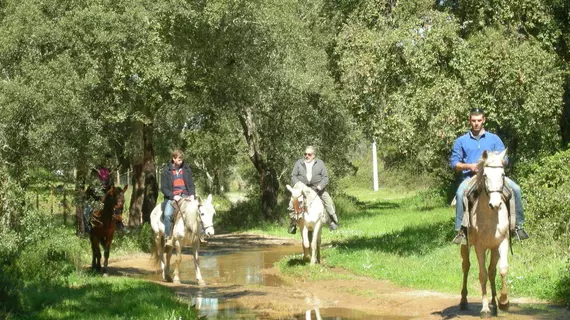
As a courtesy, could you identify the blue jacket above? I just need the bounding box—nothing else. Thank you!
[450,130,506,180]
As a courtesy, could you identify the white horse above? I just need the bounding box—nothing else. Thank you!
[150,195,215,285]
[286,182,327,265]
[460,150,511,318]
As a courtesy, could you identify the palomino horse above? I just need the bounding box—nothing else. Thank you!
[90,185,128,275]
[150,195,215,285]
[460,149,511,318]
[286,182,326,265]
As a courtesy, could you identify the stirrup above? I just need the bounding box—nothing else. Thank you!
[452,231,466,245]
[513,227,529,240]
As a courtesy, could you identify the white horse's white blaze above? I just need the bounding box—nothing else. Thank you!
[150,195,216,285]
[460,149,510,318]
[286,182,326,265]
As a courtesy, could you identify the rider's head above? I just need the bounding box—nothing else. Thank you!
[304,146,315,162]
[469,108,486,135]
[171,149,184,168]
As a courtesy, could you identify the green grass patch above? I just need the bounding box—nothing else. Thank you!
[276,254,354,282]
[13,274,198,320]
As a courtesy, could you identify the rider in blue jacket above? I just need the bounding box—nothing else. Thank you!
[450,108,529,244]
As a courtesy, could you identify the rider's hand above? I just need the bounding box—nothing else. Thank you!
[173,195,182,201]
[470,163,479,173]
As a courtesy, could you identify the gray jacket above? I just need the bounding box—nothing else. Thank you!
[291,159,329,191]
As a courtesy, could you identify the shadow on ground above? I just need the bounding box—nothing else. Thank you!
[333,220,455,257]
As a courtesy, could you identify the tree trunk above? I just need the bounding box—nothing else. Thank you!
[75,158,88,236]
[129,163,144,227]
[237,107,279,220]
[142,123,157,224]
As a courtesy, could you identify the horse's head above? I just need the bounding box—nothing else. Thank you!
[478,149,507,210]
[198,194,216,237]
[113,185,128,215]
[287,182,306,214]
[102,185,128,216]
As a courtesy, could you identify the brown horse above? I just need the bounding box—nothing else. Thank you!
[90,185,127,275]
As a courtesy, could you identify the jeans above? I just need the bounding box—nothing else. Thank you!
[163,200,175,237]
[83,203,93,232]
[455,177,524,231]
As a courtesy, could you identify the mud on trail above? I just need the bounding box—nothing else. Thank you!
[108,233,569,319]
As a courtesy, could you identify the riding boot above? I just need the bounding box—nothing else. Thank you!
[452,227,467,245]
[328,212,340,231]
[288,217,297,234]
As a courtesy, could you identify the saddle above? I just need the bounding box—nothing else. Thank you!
[461,178,516,231]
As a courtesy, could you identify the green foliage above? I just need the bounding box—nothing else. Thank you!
[519,149,570,239]
[112,223,155,254]
[334,0,565,175]
[16,228,83,286]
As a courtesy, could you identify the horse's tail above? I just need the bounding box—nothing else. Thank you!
[150,242,160,267]
[150,233,161,267]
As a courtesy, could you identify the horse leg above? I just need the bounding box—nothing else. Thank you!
[460,243,470,309]
[102,237,112,276]
[155,234,166,281]
[309,229,319,265]
[173,238,182,284]
[488,248,500,316]
[310,225,322,265]
[475,246,492,318]
[164,246,173,282]
[316,227,322,264]
[497,240,510,310]
[302,227,310,261]
[91,237,101,271]
[193,240,206,286]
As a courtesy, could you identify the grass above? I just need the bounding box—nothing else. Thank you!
[12,274,198,320]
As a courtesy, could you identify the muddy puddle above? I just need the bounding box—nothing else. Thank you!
[109,234,570,319]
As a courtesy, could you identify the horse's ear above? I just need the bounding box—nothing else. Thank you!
[286,185,293,193]
[481,150,488,160]
[207,194,213,203]
[122,184,128,193]
[499,148,508,158]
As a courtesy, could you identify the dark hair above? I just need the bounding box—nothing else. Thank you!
[470,108,485,116]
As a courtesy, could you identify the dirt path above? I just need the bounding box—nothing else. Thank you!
[108,233,569,319]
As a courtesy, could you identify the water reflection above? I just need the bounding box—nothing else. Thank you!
[180,243,299,286]
[295,307,412,320]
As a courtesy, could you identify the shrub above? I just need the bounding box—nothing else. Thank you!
[518,149,570,240]
[16,228,84,286]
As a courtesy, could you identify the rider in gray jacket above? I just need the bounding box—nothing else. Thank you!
[288,146,339,234]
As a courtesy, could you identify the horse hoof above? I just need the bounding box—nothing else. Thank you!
[198,280,206,286]
[165,276,173,283]
[173,278,181,284]
[499,302,509,311]
[103,273,109,277]
[480,311,492,319]
[459,302,468,310]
